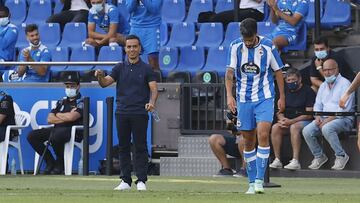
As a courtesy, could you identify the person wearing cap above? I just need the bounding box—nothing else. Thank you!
[95,35,158,191]
[2,24,51,82]
[27,71,83,175]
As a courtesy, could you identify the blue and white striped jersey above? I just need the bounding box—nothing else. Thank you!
[227,36,283,102]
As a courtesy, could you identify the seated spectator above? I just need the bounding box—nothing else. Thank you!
[309,36,355,92]
[209,110,246,177]
[0,6,18,76]
[267,0,308,51]
[302,59,354,170]
[0,91,17,143]
[269,68,315,170]
[27,71,83,175]
[198,0,265,28]
[84,0,129,48]
[2,24,51,82]
[47,0,91,31]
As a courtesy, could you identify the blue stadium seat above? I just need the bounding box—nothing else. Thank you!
[53,0,64,14]
[257,21,276,37]
[66,46,96,72]
[202,46,228,77]
[321,0,351,29]
[160,22,169,46]
[96,46,123,72]
[159,46,179,77]
[195,23,223,47]
[263,2,270,22]
[215,0,233,13]
[305,0,324,28]
[38,23,61,49]
[59,22,87,49]
[186,0,214,23]
[15,23,28,51]
[162,0,186,23]
[5,0,27,25]
[283,24,307,52]
[25,0,52,24]
[117,0,130,21]
[175,46,205,75]
[222,22,241,47]
[166,22,196,47]
[49,46,69,80]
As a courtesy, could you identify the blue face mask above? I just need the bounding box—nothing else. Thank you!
[286,81,299,91]
[0,17,9,26]
[324,74,337,84]
[91,3,103,13]
[315,50,328,59]
[65,88,77,98]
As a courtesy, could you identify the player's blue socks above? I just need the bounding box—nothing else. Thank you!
[256,146,270,180]
[244,149,257,183]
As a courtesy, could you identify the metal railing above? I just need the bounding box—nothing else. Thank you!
[0,61,120,66]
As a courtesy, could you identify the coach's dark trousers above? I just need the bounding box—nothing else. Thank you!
[116,114,149,185]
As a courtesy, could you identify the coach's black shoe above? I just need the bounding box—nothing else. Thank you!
[213,168,234,177]
[51,166,64,175]
[43,164,55,175]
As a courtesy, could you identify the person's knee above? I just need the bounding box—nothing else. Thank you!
[209,134,224,146]
[290,122,303,134]
[321,123,336,137]
[27,130,37,144]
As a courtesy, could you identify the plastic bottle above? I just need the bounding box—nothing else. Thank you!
[78,159,83,176]
[10,158,16,175]
[151,110,160,122]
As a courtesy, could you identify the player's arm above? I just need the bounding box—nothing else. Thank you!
[95,69,115,87]
[0,28,17,49]
[225,68,236,113]
[97,23,118,46]
[47,113,65,124]
[272,0,307,26]
[274,70,285,112]
[267,0,279,24]
[88,23,107,40]
[56,109,81,122]
[0,114,6,124]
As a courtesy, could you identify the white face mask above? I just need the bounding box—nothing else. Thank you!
[0,17,9,26]
[29,41,41,48]
[65,88,77,98]
[90,3,103,14]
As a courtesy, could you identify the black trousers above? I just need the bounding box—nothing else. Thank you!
[116,114,149,185]
[27,127,74,168]
[46,10,89,31]
[0,127,6,142]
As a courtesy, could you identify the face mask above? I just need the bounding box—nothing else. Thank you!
[0,17,9,26]
[29,41,41,48]
[65,88,77,98]
[286,81,299,91]
[315,50,327,59]
[324,74,337,84]
[91,3,103,13]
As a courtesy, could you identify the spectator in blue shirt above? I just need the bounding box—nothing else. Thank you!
[85,0,129,48]
[2,24,51,82]
[0,6,18,75]
[126,0,162,71]
[267,0,308,51]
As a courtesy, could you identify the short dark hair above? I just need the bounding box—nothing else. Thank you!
[125,34,141,45]
[314,36,328,47]
[25,24,38,34]
[0,6,10,16]
[240,18,257,38]
[285,68,302,79]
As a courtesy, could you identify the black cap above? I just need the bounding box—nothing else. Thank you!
[61,71,80,84]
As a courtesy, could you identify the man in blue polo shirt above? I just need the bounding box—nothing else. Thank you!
[0,6,18,75]
[85,0,129,48]
[126,0,162,71]
[267,0,308,51]
[2,24,51,82]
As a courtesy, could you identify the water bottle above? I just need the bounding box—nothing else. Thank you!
[151,110,160,122]
[10,158,16,175]
[78,159,83,176]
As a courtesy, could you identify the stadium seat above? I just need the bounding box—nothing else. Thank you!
[166,71,191,83]
[66,46,96,73]
[117,0,130,21]
[305,0,324,28]
[175,46,205,75]
[195,23,224,47]
[160,22,169,46]
[96,46,123,73]
[283,24,307,52]
[166,22,196,47]
[215,0,233,13]
[38,23,61,49]
[15,23,28,51]
[186,0,214,23]
[5,0,27,25]
[321,0,351,29]
[25,0,52,25]
[257,21,276,37]
[53,0,64,14]
[262,2,270,22]
[162,0,186,24]
[49,46,69,81]
[222,22,241,47]
[59,22,87,49]
[159,46,179,77]
[202,46,228,77]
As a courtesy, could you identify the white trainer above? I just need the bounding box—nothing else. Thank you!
[331,154,349,170]
[308,154,328,170]
[245,183,255,194]
[254,179,264,194]
[136,181,147,191]
[114,181,131,191]
[284,159,301,170]
[269,158,283,169]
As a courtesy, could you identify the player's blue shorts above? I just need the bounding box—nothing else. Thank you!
[130,26,160,55]
[267,27,297,46]
[236,98,274,131]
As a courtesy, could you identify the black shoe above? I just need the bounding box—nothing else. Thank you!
[213,168,234,177]
[51,166,64,175]
[43,164,55,175]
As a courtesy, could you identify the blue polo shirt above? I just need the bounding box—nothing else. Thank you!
[109,59,157,115]
[0,23,18,70]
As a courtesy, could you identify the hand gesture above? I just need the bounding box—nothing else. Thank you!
[94,69,105,78]
[145,103,155,112]
[22,49,30,61]
[314,58,323,68]
[267,0,277,8]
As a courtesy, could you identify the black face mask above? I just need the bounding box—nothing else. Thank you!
[286,81,299,91]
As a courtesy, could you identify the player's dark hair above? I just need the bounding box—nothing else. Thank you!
[240,18,257,38]
[25,24,38,34]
